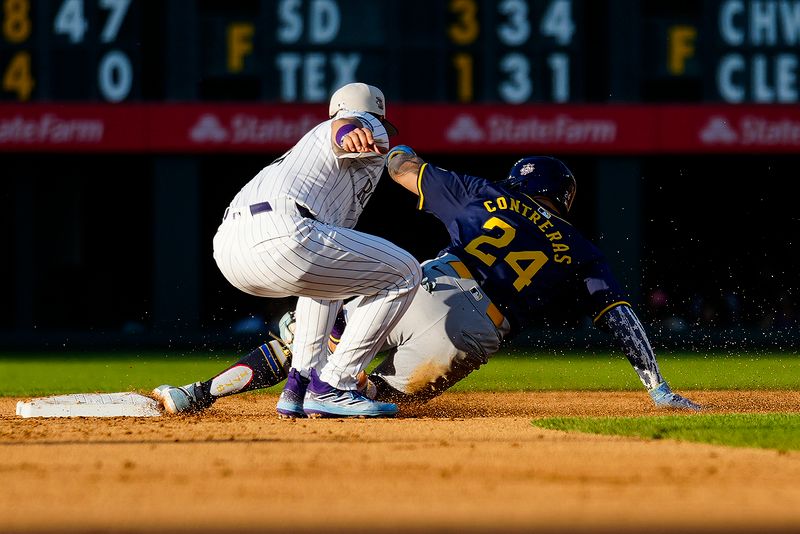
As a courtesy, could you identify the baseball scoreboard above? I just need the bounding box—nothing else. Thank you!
[3,0,800,105]
[5,0,799,337]
[196,0,585,103]
[0,0,145,101]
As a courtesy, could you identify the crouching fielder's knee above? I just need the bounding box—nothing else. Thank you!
[393,249,423,294]
[370,348,489,404]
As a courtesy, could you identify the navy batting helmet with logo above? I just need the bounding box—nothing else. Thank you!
[499,156,577,215]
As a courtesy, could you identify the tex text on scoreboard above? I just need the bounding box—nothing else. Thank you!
[199,0,584,103]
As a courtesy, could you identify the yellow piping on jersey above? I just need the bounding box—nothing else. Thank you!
[593,301,631,324]
[416,163,428,210]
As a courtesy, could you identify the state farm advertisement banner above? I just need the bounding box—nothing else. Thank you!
[661,106,800,153]
[0,104,324,153]
[150,105,325,151]
[0,105,146,151]
[147,104,655,153]
[2,103,800,154]
[398,105,653,153]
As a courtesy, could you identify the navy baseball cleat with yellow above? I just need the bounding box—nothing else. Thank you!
[303,369,398,418]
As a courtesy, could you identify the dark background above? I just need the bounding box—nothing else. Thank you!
[2,0,798,349]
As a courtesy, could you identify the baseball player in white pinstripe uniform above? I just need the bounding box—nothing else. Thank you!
[153,83,422,418]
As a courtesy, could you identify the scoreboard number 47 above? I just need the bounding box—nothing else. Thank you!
[2,0,133,101]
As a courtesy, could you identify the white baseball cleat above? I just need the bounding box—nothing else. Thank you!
[152,383,204,414]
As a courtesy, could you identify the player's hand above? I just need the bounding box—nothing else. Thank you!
[340,127,387,155]
[649,382,701,411]
[386,145,416,165]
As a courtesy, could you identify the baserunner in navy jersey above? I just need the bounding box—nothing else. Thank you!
[317,146,699,409]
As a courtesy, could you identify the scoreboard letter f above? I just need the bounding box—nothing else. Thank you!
[228,23,254,73]
[668,25,697,76]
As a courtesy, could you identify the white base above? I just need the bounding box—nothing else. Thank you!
[16,392,161,418]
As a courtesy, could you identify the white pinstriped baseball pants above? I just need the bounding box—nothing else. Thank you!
[213,205,422,389]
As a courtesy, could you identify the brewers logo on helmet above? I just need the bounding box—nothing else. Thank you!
[500,156,577,215]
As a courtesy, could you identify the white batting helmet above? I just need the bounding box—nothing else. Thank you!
[328,83,399,136]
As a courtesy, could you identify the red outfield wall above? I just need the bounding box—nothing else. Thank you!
[1,104,800,154]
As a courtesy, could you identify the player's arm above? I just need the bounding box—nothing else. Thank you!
[584,261,700,410]
[331,118,387,155]
[595,303,700,410]
[386,145,425,195]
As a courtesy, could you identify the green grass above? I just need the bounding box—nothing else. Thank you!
[450,352,800,392]
[532,413,800,451]
[0,351,798,397]
[0,352,235,396]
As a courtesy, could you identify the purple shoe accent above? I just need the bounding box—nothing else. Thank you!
[284,368,309,396]
[302,369,398,418]
[306,368,336,395]
[276,368,309,418]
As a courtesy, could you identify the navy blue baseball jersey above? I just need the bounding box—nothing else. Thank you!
[417,163,628,331]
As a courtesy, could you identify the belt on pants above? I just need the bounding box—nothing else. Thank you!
[429,256,507,330]
[448,260,507,329]
[223,200,315,221]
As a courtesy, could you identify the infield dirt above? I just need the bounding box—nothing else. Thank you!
[2,390,799,533]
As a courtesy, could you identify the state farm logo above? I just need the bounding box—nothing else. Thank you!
[0,114,104,144]
[446,113,616,145]
[699,114,800,146]
[188,113,318,144]
[190,114,228,142]
[447,114,486,142]
[700,116,738,144]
